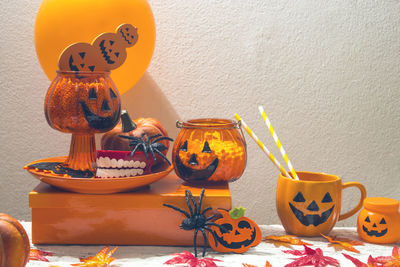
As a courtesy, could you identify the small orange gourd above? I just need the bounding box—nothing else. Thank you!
[0,213,30,267]
[208,207,261,253]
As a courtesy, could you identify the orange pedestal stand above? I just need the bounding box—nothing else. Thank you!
[29,174,231,245]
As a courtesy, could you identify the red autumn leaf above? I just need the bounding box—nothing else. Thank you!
[343,253,380,267]
[283,245,340,267]
[264,235,312,248]
[165,251,223,267]
[375,246,400,267]
[321,234,363,253]
[29,248,53,262]
[71,246,117,267]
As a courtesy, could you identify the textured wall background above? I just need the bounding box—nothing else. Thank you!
[0,0,399,228]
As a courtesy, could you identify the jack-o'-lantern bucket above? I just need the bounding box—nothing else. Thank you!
[45,71,121,172]
[173,118,246,183]
[357,197,400,244]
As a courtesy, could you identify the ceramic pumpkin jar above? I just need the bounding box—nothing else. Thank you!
[45,71,121,172]
[0,213,30,267]
[357,197,400,244]
[173,118,246,183]
[208,207,262,253]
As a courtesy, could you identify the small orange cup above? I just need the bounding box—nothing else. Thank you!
[276,171,366,236]
[357,197,400,243]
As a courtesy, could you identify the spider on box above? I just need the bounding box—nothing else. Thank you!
[120,133,173,165]
[163,188,224,257]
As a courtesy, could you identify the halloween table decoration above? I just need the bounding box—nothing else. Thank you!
[0,213,30,267]
[71,246,117,267]
[357,197,400,244]
[264,235,312,248]
[97,110,173,178]
[163,188,223,257]
[164,251,223,267]
[208,207,262,254]
[173,118,246,183]
[283,245,340,267]
[276,171,366,236]
[320,234,363,253]
[29,249,52,262]
[35,0,155,94]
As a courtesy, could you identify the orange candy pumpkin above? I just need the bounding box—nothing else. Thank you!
[101,110,169,152]
[0,213,30,267]
[208,207,261,253]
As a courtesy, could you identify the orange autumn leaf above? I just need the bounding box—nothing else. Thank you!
[243,264,257,267]
[265,260,273,267]
[264,234,312,248]
[29,248,53,262]
[321,234,363,253]
[71,246,117,267]
[375,246,400,267]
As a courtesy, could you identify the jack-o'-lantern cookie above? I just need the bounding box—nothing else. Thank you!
[92,33,127,70]
[58,43,105,72]
[117,23,139,47]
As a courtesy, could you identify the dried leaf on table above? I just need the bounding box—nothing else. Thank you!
[283,245,340,267]
[242,260,273,267]
[375,246,400,267]
[264,235,312,248]
[71,246,117,267]
[29,248,53,262]
[321,234,363,253]
[164,251,223,267]
[264,260,273,267]
[343,253,380,267]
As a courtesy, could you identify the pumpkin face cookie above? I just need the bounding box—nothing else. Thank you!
[92,33,127,70]
[58,42,105,73]
[117,23,139,47]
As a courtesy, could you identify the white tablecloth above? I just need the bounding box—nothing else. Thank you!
[22,222,398,267]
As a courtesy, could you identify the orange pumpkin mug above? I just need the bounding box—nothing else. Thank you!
[357,197,400,244]
[276,171,366,236]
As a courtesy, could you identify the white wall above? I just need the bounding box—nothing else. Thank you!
[0,0,399,228]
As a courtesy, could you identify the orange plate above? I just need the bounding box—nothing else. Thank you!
[25,157,173,194]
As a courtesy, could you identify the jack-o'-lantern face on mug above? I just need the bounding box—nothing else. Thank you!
[174,140,219,181]
[208,208,262,253]
[362,216,388,237]
[289,191,335,227]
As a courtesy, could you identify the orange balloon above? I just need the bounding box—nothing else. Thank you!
[35,0,156,94]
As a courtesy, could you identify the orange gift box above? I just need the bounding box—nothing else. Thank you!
[29,174,231,245]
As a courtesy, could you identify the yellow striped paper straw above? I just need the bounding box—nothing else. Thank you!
[258,106,299,180]
[234,113,292,178]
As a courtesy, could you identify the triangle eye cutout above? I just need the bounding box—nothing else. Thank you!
[321,192,333,203]
[365,216,370,222]
[88,66,95,72]
[202,141,212,153]
[109,88,117,99]
[293,192,305,202]
[109,40,114,46]
[180,140,188,152]
[380,218,386,224]
[79,52,86,59]
[115,52,120,58]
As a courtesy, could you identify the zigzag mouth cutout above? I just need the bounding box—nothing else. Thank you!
[119,29,132,44]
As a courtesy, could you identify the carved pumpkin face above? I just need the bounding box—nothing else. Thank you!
[58,43,105,73]
[92,33,127,70]
[172,119,246,183]
[117,23,139,47]
[357,197,400,244]
[45,72,121,133]
[289,191,335,227]
[208,208,261,253]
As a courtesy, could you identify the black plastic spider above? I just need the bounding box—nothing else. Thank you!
[119,133,173,165]
[163,188,224,257]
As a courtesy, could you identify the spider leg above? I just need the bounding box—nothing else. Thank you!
[198,188,205,215]
[130,143,142,157]
[201,207,212,215]
[205,222,226,230]
[162,203,190,218]
[193,229,199,258]
[148,134,162,142]
[153,149,171,165]
[153,136,174,143]
[204,226,219,247]
[184,190,195,217]
[206,213,218,221]
[199,228,209,257]
[186,190,198,215]
[148,144,157,163]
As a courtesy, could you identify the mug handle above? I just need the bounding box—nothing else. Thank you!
[339,182,367,221]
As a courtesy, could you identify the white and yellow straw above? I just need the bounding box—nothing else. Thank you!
[234,113,292,178]
[258,106,299,180]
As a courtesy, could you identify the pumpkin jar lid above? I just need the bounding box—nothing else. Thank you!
[363,197,399,213]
